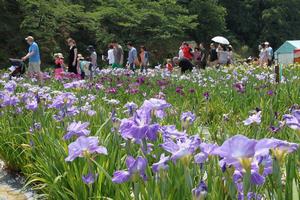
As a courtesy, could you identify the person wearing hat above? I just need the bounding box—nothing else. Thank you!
[53,53,65,79]
[265,42,273,67]
[22,36,42,79]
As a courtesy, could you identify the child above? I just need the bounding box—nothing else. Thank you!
[54,53,64,79]
[166,59,173,72]
[77,54,92,79]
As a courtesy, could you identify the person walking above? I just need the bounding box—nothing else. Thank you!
[127,42,137,71]
[22,36,42,81]
[87,45,97,70]
[67,38,78,74]
[112,40,124,68]
[259,43,268,67]
[107,44,115,67]
[139,46,149,73]
[208,43,218,67]
[199,43,207,69]
[217,44,229,66]
[182,42,193,60]
[228,45,234,65]
[193,47,201,68]
[265,42,273,66]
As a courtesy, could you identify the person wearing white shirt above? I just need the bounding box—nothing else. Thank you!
[265,42,273,66]
[107,44,115,66]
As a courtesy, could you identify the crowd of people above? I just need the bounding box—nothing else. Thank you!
[20,37,152,80]
[18,35,275,82]
[167,42,234,73]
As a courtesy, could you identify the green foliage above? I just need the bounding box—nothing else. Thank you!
[220,0,300,55]
[187,0,227,43]
[0,65,299,199]
[1,0,300,66]
[0,0,196,66]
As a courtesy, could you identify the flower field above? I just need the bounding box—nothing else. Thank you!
[0,66,299,200]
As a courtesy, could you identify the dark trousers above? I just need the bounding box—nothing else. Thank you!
[129,63,135,71]
[267,59,273,66]
[140,64,147,73]
[68,63,78,74]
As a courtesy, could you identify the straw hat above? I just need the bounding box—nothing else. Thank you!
[57,53,64,59]
[54,53,64,59]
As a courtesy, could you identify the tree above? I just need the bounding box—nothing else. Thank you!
[91,0,197,60]
[187,0,227,44]
[0,0,25,64]
[17,0,96,63]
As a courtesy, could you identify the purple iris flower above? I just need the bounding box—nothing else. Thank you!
[192,181,208,200]
[112,156,147,183]
[194,143,218,164]
[250,168,265,185]
[243,111,261,125]
[140,142,154,155]
[106,87,117,94]
[247,192,263,200]
[64,80,86,89]
[189,88,195,93]
[64,121,90,140]
[235,162,266,186]
[4,80,17,93]
[65,136,107,162]
[181,111,196,124]
[152,153,170,173]
[4,81,17,93]
[283,110,300,131]
[140,98,171,119]
[124,102,138,116]
[161,135,201,162]
[119,114,160,141]
[233,171,263,200]
[255,138,299,161]
[50,92,77,109]
[160,125,187,141]
[269,121,284,133]
[252,154,273,178]
[212,135,257,170]
[175,87,184,96]
[233,82,245,93]
[82,172,98,184]
[25,98,38,111]
[203,92,210,100]
[30,122,42,133]
[267,90,274,96]
[2,94,19,107]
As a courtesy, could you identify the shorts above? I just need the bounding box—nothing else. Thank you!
[28,62,41,73]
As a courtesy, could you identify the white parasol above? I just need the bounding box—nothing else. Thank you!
[212,36,230,45]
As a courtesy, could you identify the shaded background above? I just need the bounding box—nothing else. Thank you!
[1,0,300,68]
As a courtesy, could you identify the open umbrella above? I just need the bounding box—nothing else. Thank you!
[212,36,230,45]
